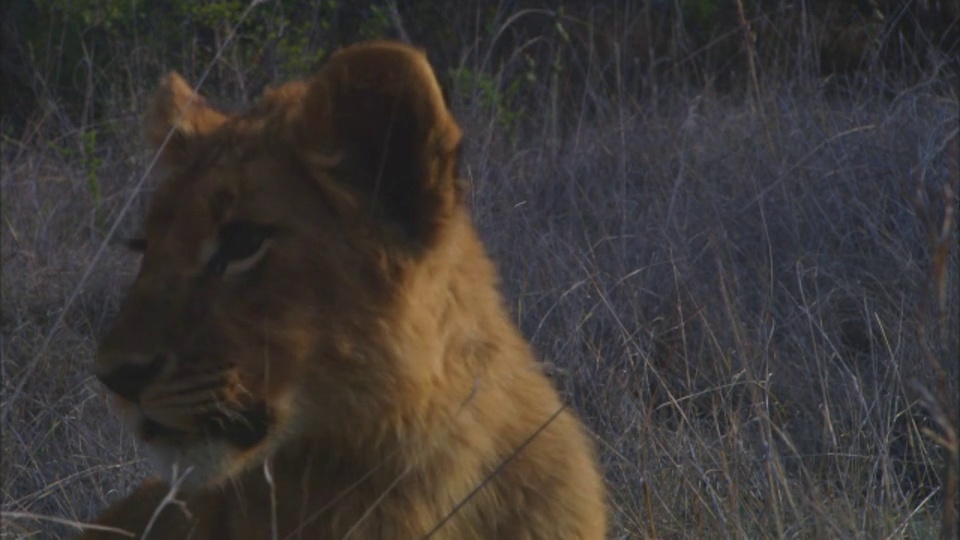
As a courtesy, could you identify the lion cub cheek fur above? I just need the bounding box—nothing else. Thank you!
[83,41,607,539]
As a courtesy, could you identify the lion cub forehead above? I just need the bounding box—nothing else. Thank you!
[143,157,241,240]
[258,80,309,107]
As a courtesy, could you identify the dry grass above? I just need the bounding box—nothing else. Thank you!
[2,26,958,540]
[460,79,958,538]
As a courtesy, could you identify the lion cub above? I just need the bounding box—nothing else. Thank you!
[84,41,607,539]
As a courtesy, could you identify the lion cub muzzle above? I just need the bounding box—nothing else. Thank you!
[95,351,270,450]
[96,352,165,402]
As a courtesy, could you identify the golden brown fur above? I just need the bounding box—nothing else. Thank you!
[84,41,607,539]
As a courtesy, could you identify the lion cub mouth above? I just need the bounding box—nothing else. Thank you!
[139,403,271,450]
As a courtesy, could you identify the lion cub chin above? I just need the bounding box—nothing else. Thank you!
[84,40,607,539]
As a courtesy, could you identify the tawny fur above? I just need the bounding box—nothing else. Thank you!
[83,41,607,539]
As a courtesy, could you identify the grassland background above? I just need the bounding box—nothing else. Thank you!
[2,1,958,538]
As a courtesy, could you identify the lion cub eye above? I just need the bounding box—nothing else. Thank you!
[207,221,276,275]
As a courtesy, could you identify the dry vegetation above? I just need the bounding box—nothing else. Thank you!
[2,2,958,539]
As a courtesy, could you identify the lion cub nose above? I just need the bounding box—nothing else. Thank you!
[95,354,166,403]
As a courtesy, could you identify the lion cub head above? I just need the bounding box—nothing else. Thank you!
[95,41,463,487]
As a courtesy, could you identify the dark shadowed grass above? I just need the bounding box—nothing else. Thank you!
[2,133,154,538]
[2,65,958,539]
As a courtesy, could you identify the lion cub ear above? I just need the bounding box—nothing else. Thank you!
[300,41,462,248]
[144,72,227,167]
